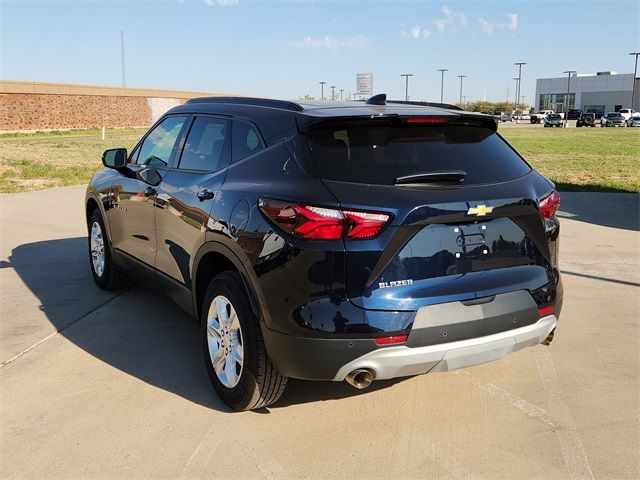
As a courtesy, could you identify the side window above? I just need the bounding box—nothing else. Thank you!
[137,116,187,168]
[178,117,230,171]
[232,120,265,162]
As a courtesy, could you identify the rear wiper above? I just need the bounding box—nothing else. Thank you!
[394,170,467,185]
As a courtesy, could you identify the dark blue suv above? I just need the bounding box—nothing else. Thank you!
[86,95,562,410]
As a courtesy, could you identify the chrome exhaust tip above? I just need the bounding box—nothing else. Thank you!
[345,369,375,389]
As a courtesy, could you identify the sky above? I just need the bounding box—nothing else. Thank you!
[1,0,639,105]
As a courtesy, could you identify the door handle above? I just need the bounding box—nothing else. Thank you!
[196,189,215,201]
[144,186,156,197]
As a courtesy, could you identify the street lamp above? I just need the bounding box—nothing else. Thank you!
[437,68,448,103]
[462,95,468,109]
[319,81,326,100]
[563,70,577,127]
[630,52,640,111]
[331,85,336,101]
[457,75,466,106]
[514,62,526,124]
[339,89,344,101]
[400,74,414,101]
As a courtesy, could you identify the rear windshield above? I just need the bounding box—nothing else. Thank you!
[608,113,622,118]
[305,124,531,185]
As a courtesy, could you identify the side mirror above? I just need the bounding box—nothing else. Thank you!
[102,148,128,169]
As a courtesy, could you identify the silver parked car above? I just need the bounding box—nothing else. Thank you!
[544,114,563,128]
[600,112,625,127]
[626,115,640,127]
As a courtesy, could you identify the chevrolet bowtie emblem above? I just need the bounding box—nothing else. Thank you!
[467,205,493,216]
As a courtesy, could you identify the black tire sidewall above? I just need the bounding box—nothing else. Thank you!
[201,272,261,410]
[87,210,112,289]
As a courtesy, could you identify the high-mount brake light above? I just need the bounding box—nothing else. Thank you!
[374,334,408,345]
[539,190,561,219]
[259,199,390,240]
[405,117,450,124]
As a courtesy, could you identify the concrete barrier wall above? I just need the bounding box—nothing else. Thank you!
[0,81,229,132]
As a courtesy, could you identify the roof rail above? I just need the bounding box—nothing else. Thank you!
[386,99,464,111]
[185,96,304,112]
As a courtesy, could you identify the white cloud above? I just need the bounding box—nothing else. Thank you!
[288,35,371,51]
[433,5,467,33]
[404,25,431,39]
[478,13,519,35]
[203,0,238,6]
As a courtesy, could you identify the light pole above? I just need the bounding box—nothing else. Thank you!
[513,77,519,109]
[339,89,344,101]
[630,52,640,111]
[514,62,526,124]
[121,30,126,87]
[437,68,448,103]
[400,74,413,101]
[563,70,576,127]
[330,85,336,101]
[319,81,326,100]
[462,95,468,109]
[457,75,466,106]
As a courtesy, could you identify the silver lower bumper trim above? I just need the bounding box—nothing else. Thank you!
[333,315,557,381]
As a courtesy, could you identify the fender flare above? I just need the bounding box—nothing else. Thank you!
[191,240,268,327]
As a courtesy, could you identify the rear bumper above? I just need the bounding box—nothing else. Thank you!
[262,289,561,381]
[333,315,557,381]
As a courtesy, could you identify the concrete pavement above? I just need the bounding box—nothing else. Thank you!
[1,186,638,479]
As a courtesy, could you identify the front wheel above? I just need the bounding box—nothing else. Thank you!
[87,209,130,290]
[202,271,287,411]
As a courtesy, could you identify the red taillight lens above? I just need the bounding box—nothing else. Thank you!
[405,116,450,124]
[538,305,555,316]
[259,199,390,240]
[539,190,561,219]
[374,334,408,345]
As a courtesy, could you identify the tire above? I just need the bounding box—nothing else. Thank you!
[201,271,287,411]
[87,209,130,290]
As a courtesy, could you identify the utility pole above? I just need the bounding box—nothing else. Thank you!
[401,74,413,101]
[514,62,526,124]
[457,75,466,106]
[437,68,448,103]
[462,95,467,109]
[563,70,576,127]
[630,52,640,111]
[331,85,336,101]
[121,30,126,87]
[319,81,326,100]
[339,89,344,101]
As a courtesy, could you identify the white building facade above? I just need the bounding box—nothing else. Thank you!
[534,72,639,116]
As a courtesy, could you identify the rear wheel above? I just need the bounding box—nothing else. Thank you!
[201,271,287,411]
[87,209,130,290]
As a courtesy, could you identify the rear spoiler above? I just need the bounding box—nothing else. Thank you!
[296,113,498,133]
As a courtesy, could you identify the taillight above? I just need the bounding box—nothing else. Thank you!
[539,190,561,219]
[259,199,390,240]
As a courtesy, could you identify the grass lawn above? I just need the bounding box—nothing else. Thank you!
[500,127,639,192]
[0,125,638,193]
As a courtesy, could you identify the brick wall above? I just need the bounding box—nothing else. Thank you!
[0,81,229,132]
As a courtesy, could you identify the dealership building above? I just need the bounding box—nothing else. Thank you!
[534,71,639,115]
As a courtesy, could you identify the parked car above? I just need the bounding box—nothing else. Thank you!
[567,109,582,120]
[626,115,640,127]
[530,110,554,124]
[513,113,531,121]
[544,114,564,127]
[576,112,597,127]
[86,95,563,411]
[491,111,513,122]
[600,112,625,127]
[617,108,636,121]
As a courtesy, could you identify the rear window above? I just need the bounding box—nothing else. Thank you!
[305,124,531,185]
